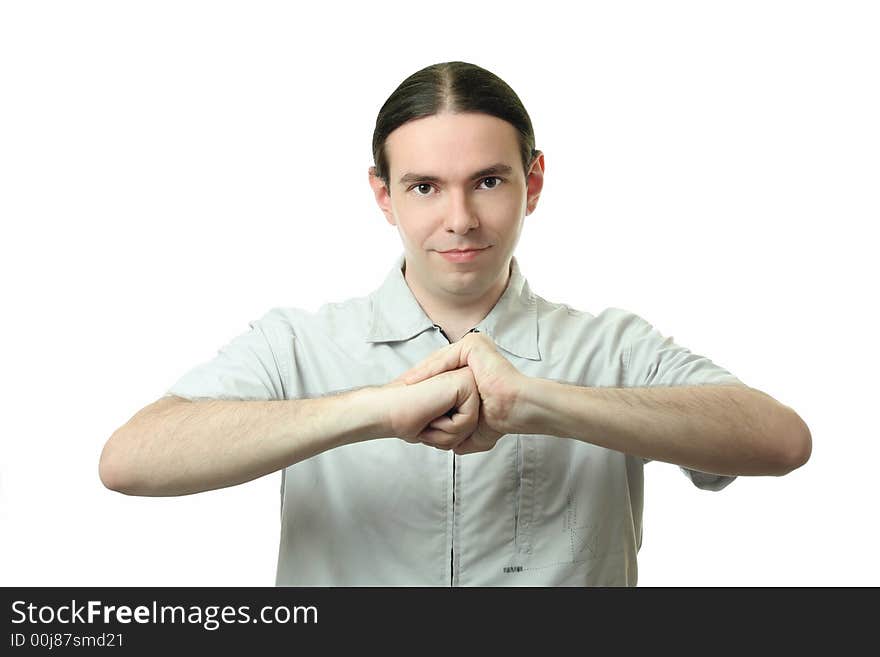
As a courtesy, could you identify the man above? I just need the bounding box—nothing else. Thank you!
[99,62,811,586]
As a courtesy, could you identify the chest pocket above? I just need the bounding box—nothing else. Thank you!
[512,435,634,573]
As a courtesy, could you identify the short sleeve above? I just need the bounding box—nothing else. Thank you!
[623,312,748,492]
[164,310,290,402]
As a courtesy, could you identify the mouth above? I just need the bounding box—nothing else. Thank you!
[438,246,489,253]
[436,246,491,262]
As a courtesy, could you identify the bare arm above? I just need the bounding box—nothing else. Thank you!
[99,368,480,497]
[514,380,812,476]
[99,388,389,497]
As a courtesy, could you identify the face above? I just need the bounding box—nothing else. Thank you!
[369,111,544,305]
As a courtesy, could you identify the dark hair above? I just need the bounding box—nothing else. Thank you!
[371,61,540,196]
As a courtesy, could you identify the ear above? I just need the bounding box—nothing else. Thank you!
[368,166,397,226]
[524,151,545,216]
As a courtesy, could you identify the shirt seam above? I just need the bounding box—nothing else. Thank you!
[622,342,634,386]
[262,320,290,400]
[280,328,293,400]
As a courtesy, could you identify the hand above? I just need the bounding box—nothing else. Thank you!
[385,367,480,451]
[393,333,529,454]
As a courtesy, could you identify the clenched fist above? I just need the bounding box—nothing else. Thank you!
[393,332,527,454]
[385,367,480,451]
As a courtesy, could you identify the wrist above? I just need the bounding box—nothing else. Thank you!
[372,381,412,439]
[344,384,395,443]
[513,376,561,436]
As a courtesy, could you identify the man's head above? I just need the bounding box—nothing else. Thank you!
[368,61,544,306]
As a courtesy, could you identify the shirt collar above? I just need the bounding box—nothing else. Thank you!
[366,252,541,361]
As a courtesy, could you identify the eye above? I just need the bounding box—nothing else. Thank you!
[408,176,504,197]
[479,176,503,190]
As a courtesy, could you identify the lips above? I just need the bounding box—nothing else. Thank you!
[439,247,488,253]
[436,246,490,263]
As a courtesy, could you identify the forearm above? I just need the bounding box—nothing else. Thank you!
[515,379,811,476]
[100,387,388,497]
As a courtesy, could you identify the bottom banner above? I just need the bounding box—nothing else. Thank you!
[0,587,869,651]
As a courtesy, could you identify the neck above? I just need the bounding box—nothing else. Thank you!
[404,260,512,342]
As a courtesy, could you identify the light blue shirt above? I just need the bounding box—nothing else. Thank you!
[166,253,747,586]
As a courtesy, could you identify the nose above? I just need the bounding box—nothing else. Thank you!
[443,188,479,235]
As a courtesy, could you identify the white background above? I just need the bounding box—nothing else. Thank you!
[1,1,877,586]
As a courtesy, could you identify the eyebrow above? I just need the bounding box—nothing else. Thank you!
[397,163,514,186]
